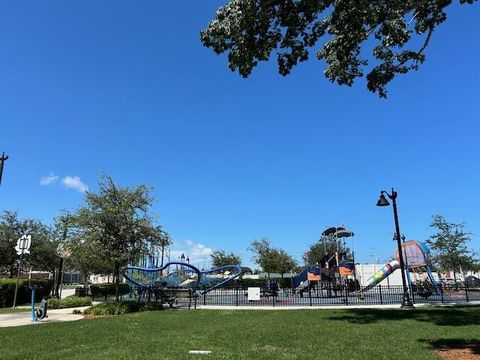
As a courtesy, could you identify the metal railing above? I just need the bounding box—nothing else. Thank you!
[193,284,480,308]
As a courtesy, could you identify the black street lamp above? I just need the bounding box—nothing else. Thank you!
[377,188,414,309]
[0,152,8,186]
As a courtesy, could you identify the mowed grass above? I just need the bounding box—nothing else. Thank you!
[0,306,479,360]
[0,306,32,314]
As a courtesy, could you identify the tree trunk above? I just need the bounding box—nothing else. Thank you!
[114,263,120,302]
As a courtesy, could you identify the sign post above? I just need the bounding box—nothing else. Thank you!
[12,234,32,308]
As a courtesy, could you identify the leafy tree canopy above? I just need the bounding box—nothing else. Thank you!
[426,214,477,279]
[0,211,58,277]
[211,250,242,267]
[201,0,477,97]
[249,238,297,275]
[70,175,164,299]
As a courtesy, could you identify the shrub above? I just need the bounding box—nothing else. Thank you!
[0,279,54,308]
[48,296,92,309]
[90,283,130,299]
[84,301,163,316]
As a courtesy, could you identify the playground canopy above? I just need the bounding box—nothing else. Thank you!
[321,226,354,238]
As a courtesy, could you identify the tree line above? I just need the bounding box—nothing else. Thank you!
[1,174,478,300]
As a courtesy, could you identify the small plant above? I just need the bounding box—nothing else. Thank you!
[72,309,82,314]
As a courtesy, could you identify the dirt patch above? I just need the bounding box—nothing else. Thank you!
[436,344,480,360]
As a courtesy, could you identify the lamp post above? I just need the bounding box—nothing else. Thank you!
[377,188,414,309]
[0,152,8,186]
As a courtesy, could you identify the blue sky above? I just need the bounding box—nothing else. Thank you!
[0,1,479,269]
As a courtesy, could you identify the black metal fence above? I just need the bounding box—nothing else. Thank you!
[194,284,480,308]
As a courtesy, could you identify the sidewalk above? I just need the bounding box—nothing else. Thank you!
[0,306,89,328]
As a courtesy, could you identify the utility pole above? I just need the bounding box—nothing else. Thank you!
[0,152,8,186]
[55,215,70,299]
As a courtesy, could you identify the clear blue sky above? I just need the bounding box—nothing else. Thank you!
[0,1,479,269]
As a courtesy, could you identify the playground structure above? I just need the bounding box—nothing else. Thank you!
[363,240,439,296]
[292,226,356,294]
[122,261,242,302]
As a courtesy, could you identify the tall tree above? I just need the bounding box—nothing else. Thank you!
[71,175,163,300]
[249,238,297,277]
[66,235,112,287]
[211,250,242,267]
[426,214,477,282]
[202,0,477,97]
[0,211,58,277]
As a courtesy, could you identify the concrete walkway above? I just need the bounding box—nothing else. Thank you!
[0,306,89,328]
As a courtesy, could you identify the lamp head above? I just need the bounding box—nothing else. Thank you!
[376,193,390,207]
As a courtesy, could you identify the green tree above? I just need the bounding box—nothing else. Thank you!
[0,211,58,277]
[71,175,163,300]
[210,250,242,267]
[201,0,477,98]
[275,249,297,279]
[426,214,477,282]
[66,235,112,287]
[249,238,297,277]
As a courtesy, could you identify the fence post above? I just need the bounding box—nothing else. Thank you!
[308,282,312,307]
[465,283,469,302]
[379,285,383,305]
[440,285,444,303]
[203,292,206,306]
[236,287,239,306]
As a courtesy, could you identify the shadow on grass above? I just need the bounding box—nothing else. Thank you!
[328,306,480,326]
[420,338,480,355]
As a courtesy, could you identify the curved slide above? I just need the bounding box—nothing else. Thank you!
[364,260,400,291]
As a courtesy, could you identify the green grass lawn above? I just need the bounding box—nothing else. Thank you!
[0,305,32,315]
[0,306,479,360]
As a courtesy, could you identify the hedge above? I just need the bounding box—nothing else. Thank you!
[0,278,54,308]
[83,300,163,316]
[90,283,130,300]
[47,296,92,309]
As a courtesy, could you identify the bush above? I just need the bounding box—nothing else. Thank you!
[90,283,130,299]
[48,296,92,309]
[84,301,163,316]
[0,279,54,308]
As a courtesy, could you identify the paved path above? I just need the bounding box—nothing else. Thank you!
[0,306,89,328]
